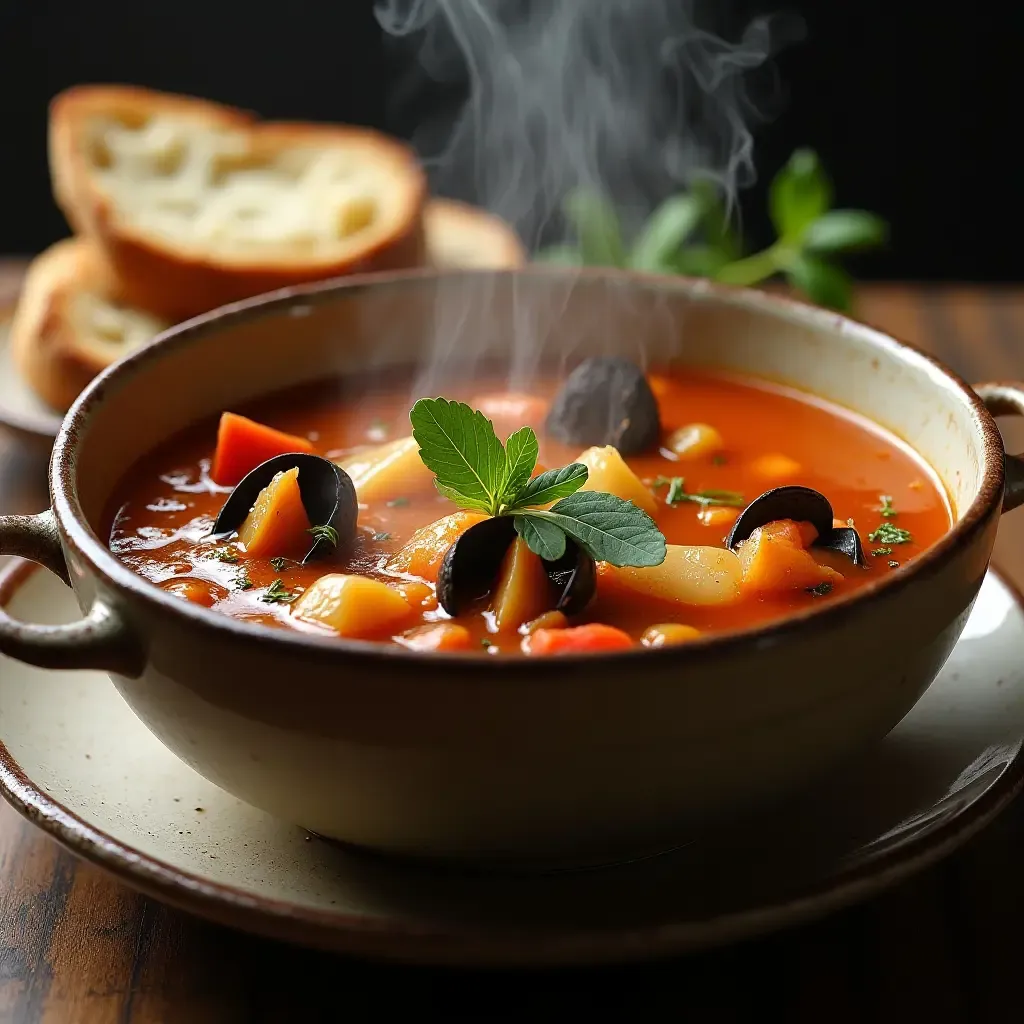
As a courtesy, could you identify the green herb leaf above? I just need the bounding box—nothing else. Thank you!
[804,210,888,254]
[508,463,589,510]
[513,514,568,562]
[871,546,893,556]
[629,194,703,271]
[501,426,539,501]
[261,579,298,604]
[213,547,238,564]
[868,523,912,545]
[519,491,666,567]
[786,254,853,312]
[806,581,833,597]
[670,244,733,278]
[234,567,253,591]
[879,495,897,518]
[562,188,626,266]
[269,556,292,571]
[308,524,340,548]
[769,148,833,241]
[410,398,507,515]
[888,560,900,568]
[659,476,745,508]
[373,531,393,542]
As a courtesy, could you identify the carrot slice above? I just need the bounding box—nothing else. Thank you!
[398,623,472,652]
[237,467,312,559]
[738,519,842,594]
[386,512,487,583]
[525,623,634,655]
[211,412,315,486]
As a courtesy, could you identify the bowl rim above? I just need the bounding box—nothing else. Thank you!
[49,266,1007,673]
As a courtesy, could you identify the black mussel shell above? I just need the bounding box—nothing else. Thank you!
[210,453,357,564]
[436,517,598,617]
[545,356,661,455]
[725,485,867,567]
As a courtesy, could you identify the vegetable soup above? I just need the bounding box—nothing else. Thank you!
[107,360,951,655]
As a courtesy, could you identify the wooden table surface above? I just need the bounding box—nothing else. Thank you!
[2,260,1024,1022]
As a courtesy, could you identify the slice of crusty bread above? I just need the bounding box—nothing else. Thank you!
[49,86,428,321]
[424,199,526,269]
[9,238,169,412]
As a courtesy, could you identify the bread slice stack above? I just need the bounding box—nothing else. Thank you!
[11,85,525,412]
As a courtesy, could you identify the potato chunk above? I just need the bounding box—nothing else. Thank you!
[491,537,554,632]
[600,545,742,606]
[386,512,487,582]
[338,436,433,503]
[292,575,412,637]
[237,467,312,559]
[737,520,842,594]
[576,445,658,517]
[665,423,725,460]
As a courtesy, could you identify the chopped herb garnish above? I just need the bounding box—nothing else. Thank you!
[386,497,411,508]
[879,495,897,518]
[234,567,253,591]
[481,638,493,648]
[712,454,728,466]
[806,581,833,597]
[410,397,666,567]
[868,523,912,545]
[261,579,298,604]
[888,560,900,568]
[373,531,393,542]
[871,546,892,557]
[213,547,238,564]
[655,475,745,508]
[308,524,340,548]
[269,556,292,571]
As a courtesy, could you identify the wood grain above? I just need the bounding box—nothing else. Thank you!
[2,262,1024,1022]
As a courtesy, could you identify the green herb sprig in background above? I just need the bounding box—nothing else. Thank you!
[537,148,888,313]
[410,398,667,567]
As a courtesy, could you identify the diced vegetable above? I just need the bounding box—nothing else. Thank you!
[292,574,413,637]
[750,453,803,482]
[576,445,658,517]
[338,436,434,503]
[641,623,701,647]
[471,393,550,434]
[665,423,725,460]
[398,623,472,652]
[386,511,488,582]
[491,537,554,632]
[522,610,569,634]
[211,412,314,486]
[162,578,221,607]
[600,544,742,606]
[395,580,438,610]
[237,467,312,559]
[737,520,843,594]
[524,623,634,655]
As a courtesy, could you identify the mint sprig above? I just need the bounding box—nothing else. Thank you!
[535,147,888,313]
[410,398,666,568]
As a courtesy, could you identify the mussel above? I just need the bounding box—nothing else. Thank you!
[210,453,358,563]
[435,516,597,617]
[545,356,661,455]
[725,485,867,567]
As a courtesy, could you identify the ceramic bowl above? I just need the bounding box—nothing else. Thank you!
[1,268,1023,867]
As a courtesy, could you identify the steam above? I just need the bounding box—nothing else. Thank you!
[371,0,799,394]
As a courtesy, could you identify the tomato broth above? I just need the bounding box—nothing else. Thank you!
[107,368,952,654]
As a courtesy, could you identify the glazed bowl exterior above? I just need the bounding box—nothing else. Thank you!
[1,268,1023,866]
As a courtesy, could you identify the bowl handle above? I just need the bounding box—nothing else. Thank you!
[976,382,1024,514]
[0,510,144,677]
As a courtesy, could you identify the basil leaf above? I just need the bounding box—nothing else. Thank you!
[502,427,539,502]
[410,398,507,515]
[508,463,588,509]
[770,149,833,242]
[629,194,702,271]
[803,210,888,253]
[670,244,733,278]
[513,514,567,562]
[786,254,853,312]
[520,492,667,567]
[562,188,626,266]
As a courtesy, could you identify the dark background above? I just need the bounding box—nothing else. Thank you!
[0,1,1016,281]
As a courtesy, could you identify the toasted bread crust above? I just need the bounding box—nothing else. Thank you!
[9,238,168,412]
[425,199,526,269]
[49,86,427,320]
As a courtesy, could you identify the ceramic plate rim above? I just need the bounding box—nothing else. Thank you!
[0,300,64,444]
[1,556,1023,967]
